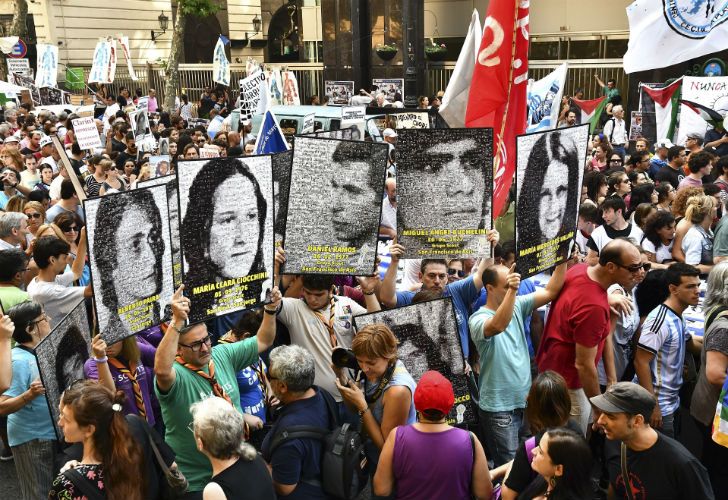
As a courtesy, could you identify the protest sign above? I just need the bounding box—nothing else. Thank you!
[677,76,728,145]
[150,155,171,177]
[35,299,91,440]
[39,87,63,105]
[138,174,182,288]
[393,111,430,129]
[526,62,568,133]
[341,106,366,141]
[301,113,315,134]
[212,36,231,86]
[177,156,274,323]
[88,38,117,84]
[515,124,589,278]
[130,108,155,151]
[396,128,493,259]
[373,78,405,103]
[282,70,301,106]
[35,43,58,88]
[85,186,174,344]
[629,111,643,141]
[7,58,30,77]
[267,68,284,106]
[11,72,40,105]
[199,146,220,158]
[72,116,102,150]
[240,70,268,119]
[273,150,293,246]
[325,81,354,105]
[354,298,475,425]
[284,137,388,275]
[116,34,138,81]
[206,114,224,140]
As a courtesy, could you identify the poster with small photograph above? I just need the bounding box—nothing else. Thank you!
[177,156,274,323]
[325,80,354,105]
[372,78,405,103]
[149,155,171,178]
[354,298,475,425]
[396,128,493,259]
[35,299,91,440]
[284,137,388,275]
[515,124,589,277]
[84,185,174,343]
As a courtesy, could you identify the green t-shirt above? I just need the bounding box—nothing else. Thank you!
[603,86,621,103]
[714,215,728,258]
[0,286,29,312]
[154,337,258,492]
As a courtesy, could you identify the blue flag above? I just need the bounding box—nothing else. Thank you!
[254,110,289,154]
[219,34,230,46]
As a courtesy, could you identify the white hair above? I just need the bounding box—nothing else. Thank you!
[704,262,728,310]
[189,396,256,461]
[612,105,623,114]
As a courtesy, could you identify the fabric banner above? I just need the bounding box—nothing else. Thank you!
[35,43,58,88]
[254,110,289,155]
[354,298,476,425]
[137,174,183,288]
[677,76,728,145]
[284,137,389,275]
[281,70,301,106]
[393,112,430,129]
[325,81,354,105]
[88,38,116,84]
[527,62,568,132]
[177,157,274,323]
[515,124,589,278]
[115,34,138,81]
[623,0,728,74]
[571,96,608,135]
[273,150,293,245]
[72,116,102,149]
[85,186,174,344]
[372,78,405,104]
[212,36,230,86]
[465,0,530,218]
[640,78,682,143]
[440,9,482,128]
[239,70,268,119]
[35,299,91,440]
[396,128,493,259]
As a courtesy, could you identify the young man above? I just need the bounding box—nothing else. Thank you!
[655,145,687,189]
[586,196,643,265]
[575,202,599,256]
[633,263,703,438]
[44,180,84,224]
[649,140,673,179]
[468,261,566,467]
[592,382,714,500]
[0,249,29,312]
[677,151,712,191]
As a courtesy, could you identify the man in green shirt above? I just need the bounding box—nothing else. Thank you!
[0,249,29,313]
[594,74,621,104]
[155,285,282,496]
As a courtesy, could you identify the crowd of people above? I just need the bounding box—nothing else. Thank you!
[0,77,725,500]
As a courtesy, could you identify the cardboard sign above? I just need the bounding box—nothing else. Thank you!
[72,116,102,150]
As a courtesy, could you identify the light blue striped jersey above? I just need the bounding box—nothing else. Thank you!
[634,304,687,415]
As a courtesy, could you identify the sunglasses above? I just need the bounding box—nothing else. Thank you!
[447,268,465,278]
[26,212,42,219]
[63,226,78,233]
[614,262,651,273]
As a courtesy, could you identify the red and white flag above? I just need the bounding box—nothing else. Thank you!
[465,0,529,217]
[571,96,607,135]
[640,78,682,142]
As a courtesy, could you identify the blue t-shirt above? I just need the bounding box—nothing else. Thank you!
[649,158,668,179]
[472,278,536,357]
[236,360,266,422]
[469,294,535,412]
[396,276,480,357]
[261,389,332,499]
[3,347,57,446]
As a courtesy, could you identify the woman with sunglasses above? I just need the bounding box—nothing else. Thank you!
[656,183,676,212]
[22,201,46,241]
[606,153,624,173]
[606,171,631,199]
[0,301,56,500]
[98,159,126,196]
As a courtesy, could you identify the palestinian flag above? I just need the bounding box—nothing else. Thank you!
[679,99,724,130]
[571,96,607,134]
[641,78,682,142]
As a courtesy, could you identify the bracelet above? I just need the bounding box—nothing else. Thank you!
[264,307,277,315]
[94,356,108,363]
[358,406,370,417]
[363,290,375,296]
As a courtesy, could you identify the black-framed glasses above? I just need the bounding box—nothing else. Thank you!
[610,159,623,163]
[28,313,49,328]
[63,226,78,233]
[179,335,212,352]
[614,262,651,273]
[447,268,465,278]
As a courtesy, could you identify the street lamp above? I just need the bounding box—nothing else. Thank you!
[151,11,169,42]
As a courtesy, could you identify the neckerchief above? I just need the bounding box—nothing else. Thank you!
[175,355,232,405]
[310,293,338,349]
[108,357,147,419]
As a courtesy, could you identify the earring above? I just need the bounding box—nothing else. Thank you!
[549,477,557,488]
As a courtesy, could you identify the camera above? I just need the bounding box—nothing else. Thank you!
[331,347,361,373]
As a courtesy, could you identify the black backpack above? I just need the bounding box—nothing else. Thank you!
[265,388,367,500]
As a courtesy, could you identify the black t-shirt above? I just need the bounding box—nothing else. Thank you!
[655,165,683,190]
[705,129,728,157]
[211,455,276,500]
[605,433,714,499]
[110,137,126,153]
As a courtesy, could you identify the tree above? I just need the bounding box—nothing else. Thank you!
[1,0,29,83]
[163,0,218,112]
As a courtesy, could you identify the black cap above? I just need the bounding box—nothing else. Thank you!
[590,382,655,420]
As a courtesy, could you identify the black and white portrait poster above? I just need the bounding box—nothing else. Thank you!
[39,87,63,105]
[84,185,175,343]
[284,137,388,275]
[515,124,589,278]
[305,128,354,140]
[372,78,405,103]
[177,156,274,323]
[396,128,493,259]
[138,174,183,289]
[272,150,292,246]
[325,81,354,105]
[149,155,171,178]
[35,299,91,440]
[130,109,154,151]
[354,298,475,425]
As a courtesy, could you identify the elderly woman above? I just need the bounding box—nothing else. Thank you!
[0,301,56,500]
[191,396,275,500]
[335,324,416,468]
[690,262,728,498]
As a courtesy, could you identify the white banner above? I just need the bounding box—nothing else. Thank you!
[88,38,117,84]
[72,116,102,150]
[267,68,283,106]
[526,62,568,133]
[302,113,315,134]
[394,112,430,129]
[116,35,138,81]
[282,70,301,106]
[212,37,230,86]
[239,70,269,118]
[624,0,728,74]
[35,44,58,88]
[677,76,728,146]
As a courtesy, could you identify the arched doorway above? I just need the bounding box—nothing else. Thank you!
[267,0,302,63]
[183,14,224,63]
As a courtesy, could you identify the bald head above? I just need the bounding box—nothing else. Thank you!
[599,237,643,288]
[385,177,396,203]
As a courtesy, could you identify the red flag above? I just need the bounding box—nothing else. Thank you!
[465,0,529,217]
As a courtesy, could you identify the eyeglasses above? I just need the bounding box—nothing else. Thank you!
[179,335,212,352]
[621,179,631,184]
[28,313,49,328]
[25,212,42,219]
[447,268,465,278]
[63,226,78,233]
[613,262,651,273]
[610,159,623,163]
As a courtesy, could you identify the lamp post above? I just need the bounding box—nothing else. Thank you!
[151,11,169,42]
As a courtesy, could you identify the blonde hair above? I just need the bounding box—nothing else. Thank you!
[35,223,65,240]
[23,201,46,221]
[685,194,714,224]
[351,324,398,361]
[100,159,115,172]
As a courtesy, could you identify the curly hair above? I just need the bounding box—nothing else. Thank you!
[642,210,675,250]
[671,186,703,218]
[684,194,714,225]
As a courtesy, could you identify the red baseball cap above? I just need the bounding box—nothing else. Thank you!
[414,371,454,414]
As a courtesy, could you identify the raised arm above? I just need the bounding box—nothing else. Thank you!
[594,73,606,89]
[357,275,382,312]
[257,287,281,353]
[482,265,519,337]
[90,334,116,394]
[154,285,188,392]
[380,242,404,308]
[71,226,88,280]
[532,262,567,309]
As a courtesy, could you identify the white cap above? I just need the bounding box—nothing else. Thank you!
[4,135,19,144]
[40,135,53,148]
[654,139,674,149]
[383,128,398,138]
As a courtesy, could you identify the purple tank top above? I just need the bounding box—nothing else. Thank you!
[392,425,473,500]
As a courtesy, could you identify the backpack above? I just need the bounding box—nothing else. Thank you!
[265,388,367,500]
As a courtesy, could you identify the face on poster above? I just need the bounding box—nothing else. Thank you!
[353,298,475,425]
[325,81,354,105]
[372,78,404,103]
[396,128,493,259]
[177,156,274,322]
[149,155,171,178]
[85,185,174,343]
[284,137,389,275]
[629,111,643,141]
[515,124,589,278]
[35,299,91,440]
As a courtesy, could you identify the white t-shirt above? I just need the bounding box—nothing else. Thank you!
[49,175,64,201]
[641,237,674,263]
[682,225,713,266]
[40,155,58,174]
[27,271,85,329]
[381,197,396,230]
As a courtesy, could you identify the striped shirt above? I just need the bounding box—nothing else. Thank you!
[634,304,687,415]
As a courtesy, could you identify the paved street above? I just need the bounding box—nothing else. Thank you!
[0,457,21,498]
